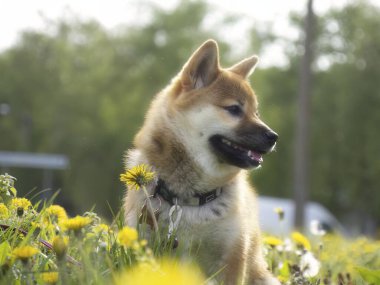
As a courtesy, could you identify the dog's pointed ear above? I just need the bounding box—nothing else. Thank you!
[181,40,220,90]
[228,56,259,78]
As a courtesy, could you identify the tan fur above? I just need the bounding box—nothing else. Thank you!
[123,40,280,285]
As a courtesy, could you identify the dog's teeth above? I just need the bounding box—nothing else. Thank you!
[248,150,252,157]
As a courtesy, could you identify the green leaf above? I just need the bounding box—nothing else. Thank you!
[0,241,11,265]
[355,266,380,284]
[9,187,17,197]
[279,261,290,279]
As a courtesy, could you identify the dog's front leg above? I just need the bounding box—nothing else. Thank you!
[220,240,247,285]
[244,233,281,285]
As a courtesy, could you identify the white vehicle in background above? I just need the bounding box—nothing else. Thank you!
[258,196,347,236]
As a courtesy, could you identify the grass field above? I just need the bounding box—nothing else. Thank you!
[0,171,379,285]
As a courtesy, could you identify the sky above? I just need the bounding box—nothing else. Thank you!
[0,0,378,66]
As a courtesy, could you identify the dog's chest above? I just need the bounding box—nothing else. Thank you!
[157,202,241,272]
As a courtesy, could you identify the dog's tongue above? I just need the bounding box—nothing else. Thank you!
[248,150,263,163]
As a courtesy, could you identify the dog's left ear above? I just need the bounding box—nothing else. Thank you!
[181,39,220,90]
[228,56,259,79]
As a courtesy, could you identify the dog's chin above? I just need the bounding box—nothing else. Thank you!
[209,135,266,170]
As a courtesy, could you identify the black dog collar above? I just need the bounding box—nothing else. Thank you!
[154,179,222,206]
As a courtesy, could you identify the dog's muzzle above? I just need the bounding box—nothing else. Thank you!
[209,128,278,169]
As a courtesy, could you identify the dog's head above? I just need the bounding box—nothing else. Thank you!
[167,40,277,172]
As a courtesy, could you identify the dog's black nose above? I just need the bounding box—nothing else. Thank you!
[265,130,278,143]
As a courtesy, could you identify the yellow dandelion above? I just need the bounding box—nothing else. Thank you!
[120,164,155,190]
[291,231,311,251]
[31,221,42,229]
[140,239,148,247]
[132,241,141,251]
[62,216,91,231]
[12,245,39,261]
[0,203,9,219]
[41,272,59,284]
[93,223,111,234]
[117,226,138,247]
[52,236,69,259]
[114,259,205,285]
[45,205,68,223]
[10,198,32,211]
[264,236,283,247]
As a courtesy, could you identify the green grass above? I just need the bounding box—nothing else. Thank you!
[0,173,379,285]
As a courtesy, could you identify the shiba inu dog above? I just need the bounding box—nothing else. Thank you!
[123,40,279,285]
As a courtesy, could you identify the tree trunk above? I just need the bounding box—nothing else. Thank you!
[294,0,315,229]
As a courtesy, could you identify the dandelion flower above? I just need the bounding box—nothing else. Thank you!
[120,164,155,190]
[10,198,31,211]
[117,227,138,247]
[0,203,9,219]
[93,223,111,234]
[52,236,69,259]
[45,205,68,223]
[114,259,205,285]
[12,245,39,262]
[41,272,59,284]
[263,236,283,247]
[140,239,148,247]
[291,231,311,251]
[62,216,91,231]
[300,251,321,277]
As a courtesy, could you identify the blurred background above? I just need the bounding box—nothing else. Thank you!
[1,0,379,237]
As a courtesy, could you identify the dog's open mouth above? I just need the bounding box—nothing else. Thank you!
[209,135,265,169]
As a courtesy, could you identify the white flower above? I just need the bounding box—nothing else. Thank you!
[300,251,321,277]
[310,220,326,236]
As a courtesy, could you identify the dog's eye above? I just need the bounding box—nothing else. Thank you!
[224,105,243,117]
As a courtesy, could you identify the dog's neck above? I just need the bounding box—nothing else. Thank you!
[150,137,219,197]
[136,129,238,199]
[154,178,223,206]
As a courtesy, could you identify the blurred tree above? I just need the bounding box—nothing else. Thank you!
[310,1,380,233]
[293,0,315,229]
[1,0,380,234]
[0,0,230,216]
[251,0,380,233]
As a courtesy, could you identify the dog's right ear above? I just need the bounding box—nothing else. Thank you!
[181,40,220,91]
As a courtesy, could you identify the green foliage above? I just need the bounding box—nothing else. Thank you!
[310,1,380,224]
[1,0,380,230]
[0,174,17,205]
[0,173,379,284]
[356,267,380,284]
[0,1,229,216]
[248,0,380,229]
